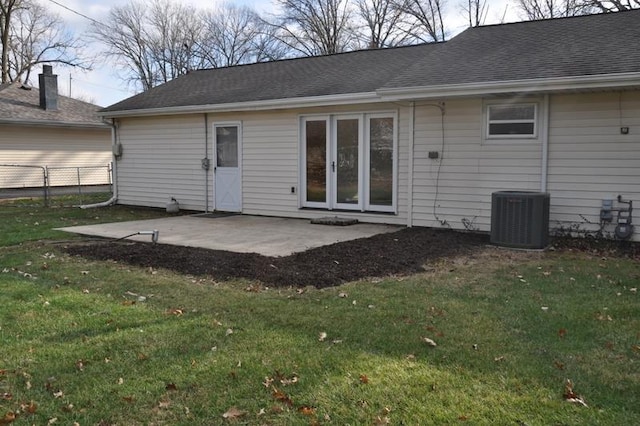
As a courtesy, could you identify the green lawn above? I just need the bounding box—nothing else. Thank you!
[0,197,639,425]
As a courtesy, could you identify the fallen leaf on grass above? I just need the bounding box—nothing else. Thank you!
[52,390,64,399]
[359,374,369,384]
[165,383,177,391]
[298,406,316,416]
[222,406,245,419]
[20,401,37,414]
[563,379,588,407]
[121,300,136,306]
[1,393,12,401]
[558,329,567,338]
[421,337,437,347]
[553,361,565,370]
[595,312,613,321]
[318,332,327,342]
[166,308,183,316]
[631,344,640,353]
[272,387,293,406]
[0,411,16,425]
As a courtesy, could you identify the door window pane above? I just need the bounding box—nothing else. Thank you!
[336,119,359,205]
[305,120,326,203]
[216,126,238,167]
[369,117,393,206]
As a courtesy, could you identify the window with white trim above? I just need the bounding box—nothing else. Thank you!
[300,113,396,213]
[486,103,537,138]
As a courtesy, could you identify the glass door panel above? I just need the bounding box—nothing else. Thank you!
[368,117,393,207]
[216,126,238,167]
[335,118,359,206]
[305,120,327,205]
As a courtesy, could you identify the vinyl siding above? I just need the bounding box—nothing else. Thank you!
[115,104,408,224]
[113,89,640,242]
[0,125,110,187]
[116,115,208,210]
[410,98,542,231]
[547,91,640,240]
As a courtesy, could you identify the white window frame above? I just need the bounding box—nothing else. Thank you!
[300,116,330,209]
[299,111,397,213]
[485,102,538,139]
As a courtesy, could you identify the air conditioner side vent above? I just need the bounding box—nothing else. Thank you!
[491,191,550,249]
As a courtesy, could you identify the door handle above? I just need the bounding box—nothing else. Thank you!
[331,161,335,172]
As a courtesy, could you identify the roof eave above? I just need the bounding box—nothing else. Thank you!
[99,92,382,118]
[0,118,111,129]
[376,73,640,100]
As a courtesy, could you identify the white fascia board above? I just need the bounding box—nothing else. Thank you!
[0,119,111,129]
[99,92,382,118]
[376,73,640,100]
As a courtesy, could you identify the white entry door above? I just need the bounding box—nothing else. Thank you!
[214,123,242,212]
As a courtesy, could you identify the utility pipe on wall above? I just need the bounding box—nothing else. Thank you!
[80,119,119,209]
[204,113,210,213]
[407,101,415,227]
[540,94,550,192]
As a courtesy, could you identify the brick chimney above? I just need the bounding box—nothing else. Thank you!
[39,65,58,110]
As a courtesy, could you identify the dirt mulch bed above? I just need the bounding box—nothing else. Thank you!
[62,228,640,288]
[63,228,489,288]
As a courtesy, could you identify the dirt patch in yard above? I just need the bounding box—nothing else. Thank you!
[63,227,488,288]
[62,228,640,288]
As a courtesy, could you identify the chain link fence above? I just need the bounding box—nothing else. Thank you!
[0,163,113,206]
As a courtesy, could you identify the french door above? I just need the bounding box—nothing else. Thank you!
[301,113,395,212]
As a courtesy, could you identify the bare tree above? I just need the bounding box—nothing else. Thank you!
[1,0,25,82]
[586,0,640,11]
[7,1,88,84]
[90,0,203,91]
[517,0,594,19]
[147,0,203,82]
[269,0,357,56]
[355,0,416,48]
[461,0,489,26]
[394,0,447,42]
[198,3,286,68]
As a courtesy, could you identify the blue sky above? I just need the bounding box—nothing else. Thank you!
[44,0,518,107]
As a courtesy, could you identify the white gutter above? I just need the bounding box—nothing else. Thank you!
[540,94,550,192]
[407,102,415,227]
[99,92,382,118]
[80,120,118,209]
[0,118,111,129]
[377,73,640,101]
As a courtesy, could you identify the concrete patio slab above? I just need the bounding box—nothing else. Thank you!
[58,215,401,257]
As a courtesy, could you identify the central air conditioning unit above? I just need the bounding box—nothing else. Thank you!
[491,191,550,249]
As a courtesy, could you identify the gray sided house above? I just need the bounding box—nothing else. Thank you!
[101,11,640,242]
[0,66,111,188]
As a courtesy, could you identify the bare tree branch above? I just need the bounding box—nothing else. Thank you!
[355,0,417,48]
[7,0,89,84]
[394,0,447,42]
[268,0,357,56]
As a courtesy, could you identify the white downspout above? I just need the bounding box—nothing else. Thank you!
[204,113,210,213]
[540,94,550,192]
[81,119,118,209]
[407,102,415,227]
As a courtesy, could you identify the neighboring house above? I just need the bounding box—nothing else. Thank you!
[0,66,111,188]
[100,10,640,241]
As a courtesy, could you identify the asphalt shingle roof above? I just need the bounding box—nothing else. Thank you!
[0,82,108,127]
[102,43,442,112]
[383,9,640,89]
[103,9,640,114]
